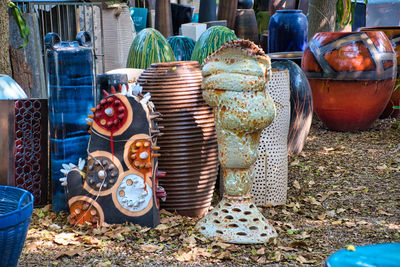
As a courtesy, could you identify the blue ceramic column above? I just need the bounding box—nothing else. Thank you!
[45,32,95,211]
[268,10,308,53]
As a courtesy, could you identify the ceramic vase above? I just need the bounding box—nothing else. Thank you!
[167,36,196,61]
[268,10,308,53]
[137,61,218,218]
[268,51,303,66]
[198,0,217,23]
[360,26,400,119]
[45,32,95,211]
[252,69,290,206]
[302,31,397,131]
[272,60,313,154]
[234,9,259,44]
[155,0,173,38]
[217,0,238,29]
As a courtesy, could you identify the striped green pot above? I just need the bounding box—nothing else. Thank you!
[191,26,237,65]
[126,28,176,70]
[167,36,196,61]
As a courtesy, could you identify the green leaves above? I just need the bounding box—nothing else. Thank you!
[8,1,30,49]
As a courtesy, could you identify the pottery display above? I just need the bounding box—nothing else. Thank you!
[272,60,312,154]
[268,10,308,53]
[191,26,237,65]
[234,9,259,44]
[360,26,400,119]
[45,32,95,211]
[138,61,218,218]
[195,40,277,244]
[126,28,176,70]
[167,36,196,61]
[155,0,173,38]
[217,0,238,29]
[252,69,290,206]
[198,0,217,23]
[302,31,397,131]
[61,91,165,227]
[268,51,303,66]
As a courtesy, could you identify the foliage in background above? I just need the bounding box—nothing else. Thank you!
[8,1,29,49]
[336,0,367,28]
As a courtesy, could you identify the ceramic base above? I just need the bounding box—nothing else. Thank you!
[195,194,277,244]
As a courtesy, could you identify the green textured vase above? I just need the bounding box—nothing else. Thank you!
[191,26,237,65]
[126,28,176,70]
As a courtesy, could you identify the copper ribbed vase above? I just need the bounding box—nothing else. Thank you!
[137,61,218,217]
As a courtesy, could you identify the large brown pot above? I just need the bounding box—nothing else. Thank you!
[302,31,397,131]
[137,61,218,217]
[360,26,400,119]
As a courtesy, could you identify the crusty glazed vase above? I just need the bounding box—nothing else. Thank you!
[195,40,277,244]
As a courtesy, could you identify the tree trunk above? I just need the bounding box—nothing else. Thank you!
[307,0,337,40]
[0,0,11,76]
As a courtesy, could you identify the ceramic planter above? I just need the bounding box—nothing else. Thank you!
[271,60,313,154]
[302,31,397,131]
[268,10,308,53]
[137,61,218,218]
[45,32,95,211]
[167,36,196,61]
[360,26,400,119]
[217,0,237,29]
[252,69,290,206]
[234,9,259,44]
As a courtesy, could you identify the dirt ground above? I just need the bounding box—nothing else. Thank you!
[19,118,400,266]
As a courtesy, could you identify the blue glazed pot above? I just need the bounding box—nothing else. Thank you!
[167,36,196,61]
[272,60,313,154]
[45,32,95,211]
[268,10,308,53]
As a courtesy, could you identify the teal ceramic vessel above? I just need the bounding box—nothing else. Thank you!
[167,36,196,61]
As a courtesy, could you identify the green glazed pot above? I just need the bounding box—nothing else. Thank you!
[126,28,176,70]
[191,26,237,65]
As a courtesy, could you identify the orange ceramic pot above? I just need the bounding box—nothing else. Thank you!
[360,27,400,119]
[302,31,397,131]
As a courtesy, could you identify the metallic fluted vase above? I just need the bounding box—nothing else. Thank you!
[195,40,278,244]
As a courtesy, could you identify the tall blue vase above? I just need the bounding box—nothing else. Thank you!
[45,32,95,211]
[268,10,308,53]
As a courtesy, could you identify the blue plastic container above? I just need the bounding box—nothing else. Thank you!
[268,10,308,53]
[0,185,34,267]
[45,32,95,211]
[326,243,400,266]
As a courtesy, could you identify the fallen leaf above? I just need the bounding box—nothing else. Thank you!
[256,247,265,255]
[317,214,326,220]
[160,209,174,216]
[337,208,346,214]
[332,220,343,225]
[291,159,300,166]
[278,246,296,251]
[54,233,79,246]
[155,224,170,231]
[211,241,231,249]
[54,247,90,259]
[345,221,356,228]
[350,186,367,191]
[293,180,301,190]
[140,244,163,253]
[378,210,394,216]
[217,251,232,260]
[183,235,197,248]
[289,241,308,249]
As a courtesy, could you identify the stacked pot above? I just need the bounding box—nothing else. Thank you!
[137,61,218,217]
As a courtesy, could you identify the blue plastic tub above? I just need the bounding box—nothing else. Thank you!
[0,185,34,267]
